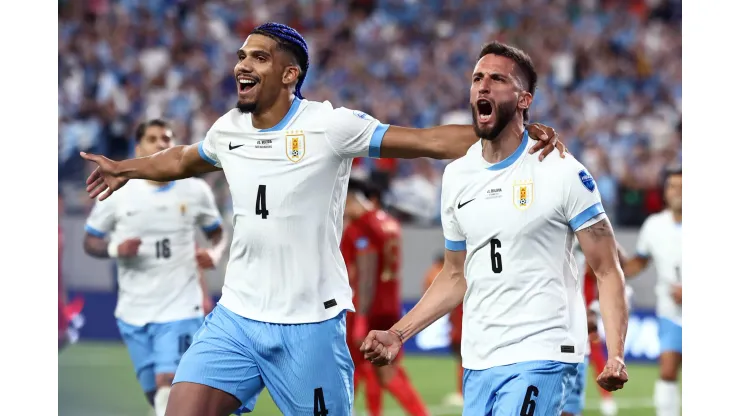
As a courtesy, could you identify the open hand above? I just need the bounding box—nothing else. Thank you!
[526,123,568,161]
[80,152,128,201]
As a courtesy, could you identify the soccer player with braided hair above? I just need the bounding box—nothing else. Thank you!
[81,23,565,416]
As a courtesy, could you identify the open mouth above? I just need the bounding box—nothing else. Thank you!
[237,76,258,93]
[476,99,493,122]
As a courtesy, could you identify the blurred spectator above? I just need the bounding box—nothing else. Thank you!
[59,0,681,226]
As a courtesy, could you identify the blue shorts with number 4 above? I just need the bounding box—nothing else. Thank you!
[562,357,589,415]
[117,317,204,393]
[173,304,354,415]
[463,360,578,416]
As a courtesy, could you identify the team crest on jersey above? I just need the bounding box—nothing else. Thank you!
[180,204,187,215]
[513,179,534,210]
[285,130,306,162]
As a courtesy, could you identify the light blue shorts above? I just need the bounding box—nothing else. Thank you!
[117,317,204,392]
[463,360,578,416]
[562,356,589,415]
[173,304,354,415]
[658,317,682,354]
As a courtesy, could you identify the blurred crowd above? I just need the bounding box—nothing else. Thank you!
[59,0,681,227]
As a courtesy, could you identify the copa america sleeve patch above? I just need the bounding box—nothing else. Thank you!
[355,237,369,249]
[579,169,596,192]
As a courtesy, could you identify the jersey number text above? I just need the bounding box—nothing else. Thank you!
[520,385,539,416]
[490,238,503,273]
[156,238,171,259]
[256,185,269,219]
[314,387,329,416]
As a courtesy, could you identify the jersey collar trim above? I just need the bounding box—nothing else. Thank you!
[485,130,529,171]
[258,97,303,132]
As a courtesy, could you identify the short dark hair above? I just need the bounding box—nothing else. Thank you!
[665,165,682,177]
[252,23,310,99]
[663,165,682,186]
[134,119,171,143]
[478,41,537,122]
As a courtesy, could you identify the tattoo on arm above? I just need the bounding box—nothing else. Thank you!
[581,219,614,241]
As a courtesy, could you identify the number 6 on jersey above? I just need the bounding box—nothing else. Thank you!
[256,185,269,219]
[490,238,503,273]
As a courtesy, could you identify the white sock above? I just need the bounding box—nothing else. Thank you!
[654,379,680,416]
[154,386,171,416]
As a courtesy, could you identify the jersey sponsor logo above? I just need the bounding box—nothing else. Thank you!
[180,204,187,215]
[256,139,273,149]
[285,130,306,162]
[228,142,244,150]
[579,169,596,193]
[513,179,534,210]
[485,188,503,199]
[457,198,475,209]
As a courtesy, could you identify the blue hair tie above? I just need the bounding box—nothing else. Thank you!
[252,22,309,99]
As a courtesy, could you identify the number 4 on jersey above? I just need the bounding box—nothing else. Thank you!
[255,185,269,219]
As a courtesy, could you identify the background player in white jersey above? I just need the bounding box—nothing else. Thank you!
[362,41,629,416]
[82,119,226,416]
[622,167,682,416]
[79,23,564,416]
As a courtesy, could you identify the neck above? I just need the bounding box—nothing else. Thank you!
[671,209,681,224]
[481,121,525,164]
[251,94,295,130]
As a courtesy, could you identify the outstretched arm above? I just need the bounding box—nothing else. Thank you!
[576,217,628,361]
[82,143,219,200]
[379,123,565,160]
[389,248,466,342]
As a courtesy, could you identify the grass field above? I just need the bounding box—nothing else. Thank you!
[59,342,664,416]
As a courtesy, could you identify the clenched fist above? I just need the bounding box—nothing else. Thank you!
[597,356,629,392]
[359,329,403,367]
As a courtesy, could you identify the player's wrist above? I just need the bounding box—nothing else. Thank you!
[388,328,404,344]
[606,353,625,363]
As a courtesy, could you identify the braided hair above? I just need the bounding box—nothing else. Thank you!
[251,22,309,99]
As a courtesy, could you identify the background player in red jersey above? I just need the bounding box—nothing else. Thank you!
[344,178,429,416]
[341,203,380,408]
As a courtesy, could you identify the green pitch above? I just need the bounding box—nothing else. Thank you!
[59,342,664,416]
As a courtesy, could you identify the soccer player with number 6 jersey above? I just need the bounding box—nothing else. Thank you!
[361,41,630,416]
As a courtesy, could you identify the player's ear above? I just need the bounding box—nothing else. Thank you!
[282,65,300,87]
[518,91,533,112]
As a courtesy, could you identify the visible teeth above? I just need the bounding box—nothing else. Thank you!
[239,79,256,84]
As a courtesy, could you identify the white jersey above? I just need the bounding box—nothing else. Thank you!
[197,98,388,324]
[85,179,223,326]
[441,134,606,370]
[635,210,682,325]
